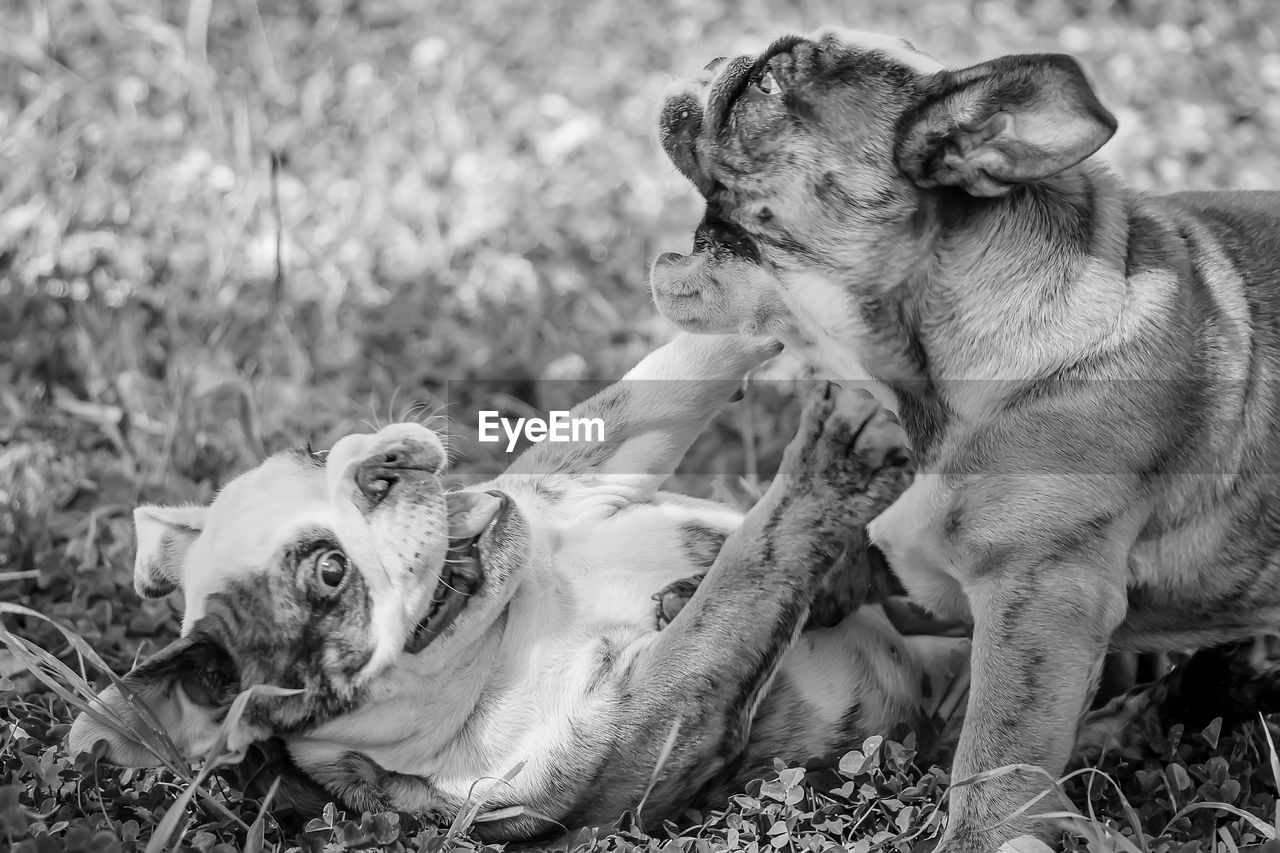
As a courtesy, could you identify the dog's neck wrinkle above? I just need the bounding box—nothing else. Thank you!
[316,621,507,772]
[1113,185,1254,387]
[908,164,1129,375]
[839,165,1137,460]
[926,173,1098,299]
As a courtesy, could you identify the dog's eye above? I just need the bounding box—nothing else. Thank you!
[755,67,780,95]
[313,549,349,594]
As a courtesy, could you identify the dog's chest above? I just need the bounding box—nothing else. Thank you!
[776,272,907,407]
[552,495,739,626]
[867,475,971,621]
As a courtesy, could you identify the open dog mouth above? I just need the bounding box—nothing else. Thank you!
[404,490,509,654]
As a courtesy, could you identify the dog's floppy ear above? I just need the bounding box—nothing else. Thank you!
[896,53,1117,197]
[66,634,245,766]
[133,504,207,599]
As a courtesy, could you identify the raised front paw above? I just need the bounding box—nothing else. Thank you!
[778,383,913,531]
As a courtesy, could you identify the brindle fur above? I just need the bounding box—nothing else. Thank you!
[650,29,1280,850]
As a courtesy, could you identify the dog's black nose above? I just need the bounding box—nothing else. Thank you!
[355,440,443,506]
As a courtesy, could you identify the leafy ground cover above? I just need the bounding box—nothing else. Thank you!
[4,0,1280,850]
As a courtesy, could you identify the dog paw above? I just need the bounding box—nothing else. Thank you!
[781,383,912,505]
[653,576,704,629]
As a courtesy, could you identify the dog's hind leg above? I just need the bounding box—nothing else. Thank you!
[652,540,902,632]
[1075,633,1280,763]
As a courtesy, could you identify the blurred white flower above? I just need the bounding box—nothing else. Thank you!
[543,352,588,381]
[412,37,450,72]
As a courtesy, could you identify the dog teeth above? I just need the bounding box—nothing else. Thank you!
[406,511,493,654]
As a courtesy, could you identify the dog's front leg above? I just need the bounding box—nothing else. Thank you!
[941,551,1128,852]
[566,384,912,825]
[503,332,779,503]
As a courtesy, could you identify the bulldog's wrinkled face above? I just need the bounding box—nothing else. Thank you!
[650,29,941,337]
[68,423,528,765]
[649,28,1115,340]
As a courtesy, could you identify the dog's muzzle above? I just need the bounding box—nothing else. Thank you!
[404,489,510,654]
[355,439,443,507]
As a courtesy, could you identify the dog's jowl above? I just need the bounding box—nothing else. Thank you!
[652,27,1280,852]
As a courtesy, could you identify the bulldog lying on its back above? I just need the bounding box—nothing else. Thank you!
[69,333,964,841]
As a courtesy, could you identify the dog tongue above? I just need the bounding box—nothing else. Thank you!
[446,491,505,540]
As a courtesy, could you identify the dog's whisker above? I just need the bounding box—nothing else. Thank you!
[364,392,384,432]
[436,577,473,597]
[421,412,450,429]
[399,401,427,424]
[386,386,404,431]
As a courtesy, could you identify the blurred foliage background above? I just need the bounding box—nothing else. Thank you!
[2,0,1280,849]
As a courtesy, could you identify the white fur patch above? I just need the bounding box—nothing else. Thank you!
[776,271,901,412]
[325,425,449,679]
[867,474,969,621]
[179,457,333,628]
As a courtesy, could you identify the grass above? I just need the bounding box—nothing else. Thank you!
[4,0,1280,850]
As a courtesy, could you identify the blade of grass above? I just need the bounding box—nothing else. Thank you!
[1034,811,1146,853]
[1,602,131,684]
[473,804,567,829]
[204,683,305,764]
[0,606,186,763]
[634,712,684,831]
[0,606,261,831]
[243,775,282,853]
[0,624,182,766]
[145,681,304,852]
[947,763,1149,853]
[0,630,250,831]
[145,751,240,853]
[1259,712,1280,838]
[1162,801,1276,841]
[446,759,530,842]
[971,765,1130,830]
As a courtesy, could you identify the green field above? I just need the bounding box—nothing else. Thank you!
[4,0,1280,850]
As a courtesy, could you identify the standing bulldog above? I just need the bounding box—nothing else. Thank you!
[651,29,1280,850]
